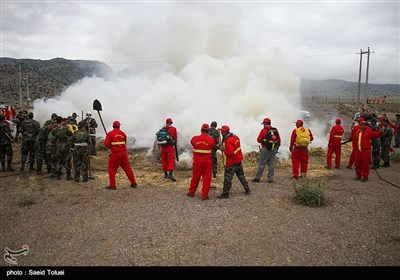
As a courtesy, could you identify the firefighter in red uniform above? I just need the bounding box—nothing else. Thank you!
[187,123,216,200]
[325,118,345,169]
[161,118,178,181]
[346,117,363,169]
[289,120,314,179]
[104,121,137,190]
[354,121,382,182]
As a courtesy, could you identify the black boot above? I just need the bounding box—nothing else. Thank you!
[29,162,35,172]
[167,171,176,182]
[381,162,390,167]
[1,162,5,172]
[217,192,229,199]
[20,160,25,171]
[164,172,168,179]
[66,171,73,181]
[7,161,14,172]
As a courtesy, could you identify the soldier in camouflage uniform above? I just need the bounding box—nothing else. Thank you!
[36,113,57,175]
[380,119,393,167]
[217,125,251,199]
[0,115,15,172]
[51,116,73,180]
[20,112,40,172]
[208,121,220,179]
[71,121,90,182]
[84,112,98,156]
[394,114,400,148]
[370,117,381,169]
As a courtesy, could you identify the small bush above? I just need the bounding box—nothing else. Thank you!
[293,179,326,207]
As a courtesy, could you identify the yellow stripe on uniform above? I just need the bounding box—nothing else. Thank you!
[111,141,125,145]
[193,149,212,153]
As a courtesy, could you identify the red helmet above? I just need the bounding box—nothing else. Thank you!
[113,120,121,127]
[166,118,173,124]
[220,125,230,132]
[261,118,271,124]
[335,118,341,124]
[201,123,210,131]
[295,119,304,125]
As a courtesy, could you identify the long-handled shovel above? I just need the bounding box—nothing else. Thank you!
[93,99,108,135]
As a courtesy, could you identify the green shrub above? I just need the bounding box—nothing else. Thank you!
[293,179,326,207]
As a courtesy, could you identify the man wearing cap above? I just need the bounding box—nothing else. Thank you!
[252,117,281,183]
[325,118,344,169]
[187,123,216,200]
[160,118,178,181]
[289,119,314,179]
[20,112,40,172]
[217,125,251,199]
[0,115,15,172]
[104,120,138,190]
[346,117,364,169]
[380,119,393,167]
[84,112,98,156]
[70,112,78,125]
[393,114,400,148]
[71,121,90,182]
[208,121,220,179]
[353,121,382,182]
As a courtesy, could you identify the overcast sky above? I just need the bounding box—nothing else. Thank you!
[1,0,399,84]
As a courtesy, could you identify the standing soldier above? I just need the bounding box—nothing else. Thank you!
[370,117,381,170]
[187,123,216,200]
[380,119,393,167]
[160,118,178,181]
[51,116,73,180]
[20,112,40,172]
[40,113,58,176]
[393,114,400,148]
[289,120,314,179]
[0,115,15,172]
[325,118,344,169]
[217,125,251,199]
[14,111,25,143]
[252,118,281,183]
[208,121,220,178]
[71,121,90,182]
[104,121,138,190]
[84,112,98,156]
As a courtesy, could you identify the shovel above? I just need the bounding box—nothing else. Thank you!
[93,99,108,135]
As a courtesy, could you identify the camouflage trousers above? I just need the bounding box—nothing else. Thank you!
[222,162,250,194]
[52,143,71,176]
[35,142,52,173]
[21,140,36,164]
[211,151,218,177]
[0,144,13,163]
[73,146,89,181]
[381,144,390,163]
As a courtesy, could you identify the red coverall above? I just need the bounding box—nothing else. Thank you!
[347,124,360,168]
[326,124,344,168]
[104,127,136,188]
[187,132,216,199]
[290,127,314,179]
[354,125,381,180]
[161,125,177,173]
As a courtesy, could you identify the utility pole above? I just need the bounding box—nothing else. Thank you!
[364,47,371,107]
[26,73,30,101]
[18,64,22,108]
[356,48,368,109]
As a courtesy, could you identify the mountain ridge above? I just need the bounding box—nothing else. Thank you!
[1,57,398,106]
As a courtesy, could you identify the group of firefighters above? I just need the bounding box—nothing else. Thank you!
[1,108,399,200]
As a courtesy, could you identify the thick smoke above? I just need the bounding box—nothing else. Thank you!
[33,4,329,157]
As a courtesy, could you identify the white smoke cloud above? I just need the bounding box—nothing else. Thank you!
[33,3,328,156]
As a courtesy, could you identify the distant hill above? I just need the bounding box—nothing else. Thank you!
[300,78,400,98]
[0,57,113,105]
[1,57,398,107]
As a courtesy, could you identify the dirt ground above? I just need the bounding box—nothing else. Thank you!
[1,103,400,268]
